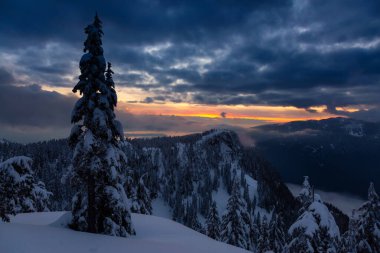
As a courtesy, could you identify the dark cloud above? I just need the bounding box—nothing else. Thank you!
[0,68,16,85]
[0,0,290,47]
[0,0,380,132]
[220,112,227,118]
[0,81,236,141]
[0,84,75,127]
[143,97,154,103]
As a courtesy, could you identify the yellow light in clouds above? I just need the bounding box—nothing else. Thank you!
[40,85,338,124]
[336,107,360,113]
[121,102,336,123]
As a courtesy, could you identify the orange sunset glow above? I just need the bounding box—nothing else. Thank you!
[39,84,338,127]
[121,102,335,123]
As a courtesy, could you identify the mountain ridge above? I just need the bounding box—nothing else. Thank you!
[251,117,380,197]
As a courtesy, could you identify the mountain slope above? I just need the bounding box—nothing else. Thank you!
[0,212,249,253]
[0,129,356,251]
[126,129,299,228]
[251,117,380,197]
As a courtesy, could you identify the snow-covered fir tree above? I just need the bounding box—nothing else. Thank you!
[206,201,221,240]
[0,156,51,221]
[287,179,340,253]
[131,175,152,215]
[184,194,204,233]
[354,182,380,253]
[221,179,252,250]
[339,210,358,253]
[257,216,271,252]
[298,176,313,208]
[68,14,134,237]
[268,213,287,253]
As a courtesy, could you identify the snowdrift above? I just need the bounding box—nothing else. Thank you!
[0,212,249,253]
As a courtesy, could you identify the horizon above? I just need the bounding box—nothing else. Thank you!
[1,1,380,142]
[1,116,376,144]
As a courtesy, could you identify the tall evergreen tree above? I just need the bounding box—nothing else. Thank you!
[206,201,221,240]
[68,14,134,237]
[257,216,271,253]
[131,175,152,215]
[298,176,313,208]
[268,213,287,253]
[354,182,380,253]
[221,179,252,250]
[339,211,358,253]
[287,194,340,253]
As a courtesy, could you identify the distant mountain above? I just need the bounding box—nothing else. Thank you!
[251,117,380,197]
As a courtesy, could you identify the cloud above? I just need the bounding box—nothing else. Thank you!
[0,0,380,134]
[143,97,154,103]
[333,106,380,122]
[0,68,16,85]
[0,83,76,142]
[220,112,227,118]
[0,84,75,128]
[0,82,259,142]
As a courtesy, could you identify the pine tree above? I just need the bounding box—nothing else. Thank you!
[68,14,134,237]
[131,175,152,215]
[257,216,271,253]
[287,178,340,253]
[268,213,287,253]
[354,182,380,253]
[221,179,252,250]
[339,211,358,253]
[298,176,313,208]
[183,194,203,233]
[206,201,221,240]
[285,228,314,253]
[0,156,51,221]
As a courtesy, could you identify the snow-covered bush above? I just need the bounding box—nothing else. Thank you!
[286,177,340,253]
[0,156,52,221]
[353,183,379,253]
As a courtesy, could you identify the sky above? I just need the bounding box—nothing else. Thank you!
[1,0,380,142]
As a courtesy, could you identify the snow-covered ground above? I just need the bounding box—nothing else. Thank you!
[287,183,364,215]
[0,212,249,253]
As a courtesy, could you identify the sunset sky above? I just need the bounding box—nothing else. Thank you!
[1,0,379,142]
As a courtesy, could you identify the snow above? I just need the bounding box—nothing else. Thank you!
[0,212,249,253]
[176,142,189,167]
[287,183,364,215]
[289,201,340,238]
[9,211,67,225]
[245,173,258,199]
[152,198,172,219]
[0,138,9,144]
[83,130,95,151]
[0,156,33,183]
[344,122,364,137]
[196,129,231,146]
[80,52,92,65]
[212,187,230,216]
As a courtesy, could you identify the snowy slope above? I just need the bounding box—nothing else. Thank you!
[0,212,249,253]
[289,200,340,238]
[287,183,364,215]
